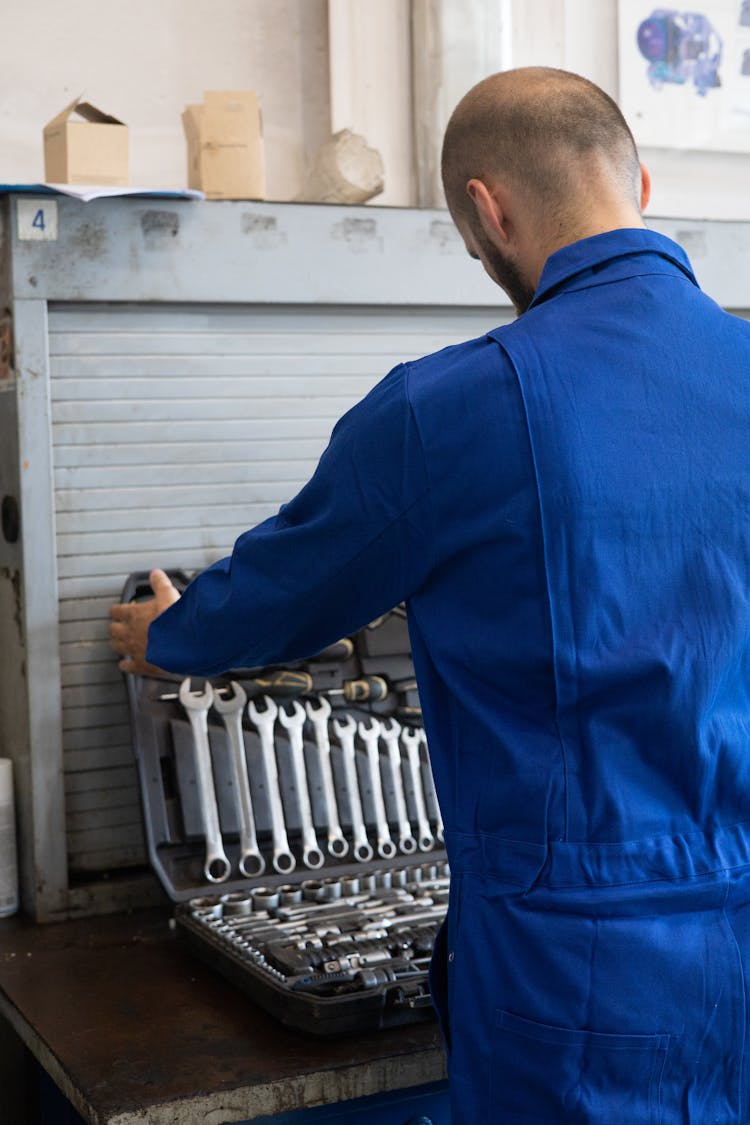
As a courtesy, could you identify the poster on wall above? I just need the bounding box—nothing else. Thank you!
[618,1,750,151]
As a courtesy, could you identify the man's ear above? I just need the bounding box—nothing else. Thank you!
[639,163,651,213]
[466,177,510,243]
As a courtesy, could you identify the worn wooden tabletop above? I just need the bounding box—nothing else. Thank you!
[0,907,446,1125]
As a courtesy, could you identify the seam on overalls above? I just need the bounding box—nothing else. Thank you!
[722,884,747,1124]
[494,337,570,844]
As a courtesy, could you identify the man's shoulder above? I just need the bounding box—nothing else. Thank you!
[404,327,516,396]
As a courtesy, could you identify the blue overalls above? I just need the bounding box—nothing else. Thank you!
[149,229,750,1122]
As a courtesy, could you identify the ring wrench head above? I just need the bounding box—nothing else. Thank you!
[204,854,232,883]
[272,851,297,875]
[302,846,326,870]
[328,836,349,859]
[238,851,266,878]
[354,840,375,863]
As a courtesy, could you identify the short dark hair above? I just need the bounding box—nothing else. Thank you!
[441,67,641,225]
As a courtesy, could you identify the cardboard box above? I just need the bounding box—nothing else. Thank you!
[182,91,265,200]
[43,97,129,186]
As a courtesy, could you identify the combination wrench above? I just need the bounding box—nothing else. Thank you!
[278,700,325,870]
[357,718,397,860]
[418,728,444,842]
[247,695,296,875]
[305,697,349,858]
[331,713,374,863]
[178,679,232,883]
[212,681,265,878]
[401,727,435,852]
[380,718,417,854]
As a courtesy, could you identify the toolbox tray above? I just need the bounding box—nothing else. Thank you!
[122,571,448,1037]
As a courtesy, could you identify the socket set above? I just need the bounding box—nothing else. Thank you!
[121,571,448,1035]
[177,861,448,1035]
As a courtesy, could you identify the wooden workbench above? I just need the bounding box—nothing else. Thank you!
[0,907,447,1124]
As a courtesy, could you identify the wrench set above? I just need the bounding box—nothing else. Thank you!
[121,570,447,1034]
[170,682,443,886]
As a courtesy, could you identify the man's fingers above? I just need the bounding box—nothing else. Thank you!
[108,621,128,651]
[150,568,181,612]
[150,568,172,594]
[108,569,178,671]
[118,654,168,677]
[108,603,132,622]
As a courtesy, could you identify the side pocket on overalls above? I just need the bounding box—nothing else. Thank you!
[429,872,464,1056]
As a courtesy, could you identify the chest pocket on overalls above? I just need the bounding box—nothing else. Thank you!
[490,1009,670,1123]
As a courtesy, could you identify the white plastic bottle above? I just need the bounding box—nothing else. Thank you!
[0,758,19,917]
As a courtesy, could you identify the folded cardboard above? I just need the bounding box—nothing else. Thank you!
[43,97,129,186]
[182,91,265,200]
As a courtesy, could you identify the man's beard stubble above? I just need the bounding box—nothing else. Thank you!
[477,233,536,316]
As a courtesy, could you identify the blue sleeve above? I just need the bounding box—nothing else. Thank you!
[146,364,433,675]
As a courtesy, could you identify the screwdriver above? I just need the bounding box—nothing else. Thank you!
[159,669,313,701]
[327,675,388,703]
[161,671,388,703]
[310,638,354,662]
[161,672,415,705]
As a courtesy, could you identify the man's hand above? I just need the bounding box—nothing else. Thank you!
[108,569,181,675]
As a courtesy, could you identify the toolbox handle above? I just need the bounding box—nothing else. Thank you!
[120,569,193,605]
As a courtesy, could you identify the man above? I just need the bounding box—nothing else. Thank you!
[109,68,750,1122]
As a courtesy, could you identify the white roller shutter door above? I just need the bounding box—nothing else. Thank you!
[49,302,509,873]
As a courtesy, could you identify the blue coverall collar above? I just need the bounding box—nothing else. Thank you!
[530,226,698,310]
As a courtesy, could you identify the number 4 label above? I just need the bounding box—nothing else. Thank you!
[17,198,58,241]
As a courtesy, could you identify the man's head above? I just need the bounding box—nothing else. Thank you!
[441,68,649,313]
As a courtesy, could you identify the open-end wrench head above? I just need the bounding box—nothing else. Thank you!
[247,694,279,724]
[212,680,247,714]
[331,712,356,738]
[179,678,214,710]
[278,699,306,728]
[401,728,420,750]
[357,716,382,739]
[381,717,402,739]
[305,696,331,722]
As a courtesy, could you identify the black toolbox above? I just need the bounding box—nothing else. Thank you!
[122,572,448,1036]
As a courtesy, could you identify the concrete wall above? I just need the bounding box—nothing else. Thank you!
[0,0,330,201]
[0,0,746,218]
[511,0,750,221]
